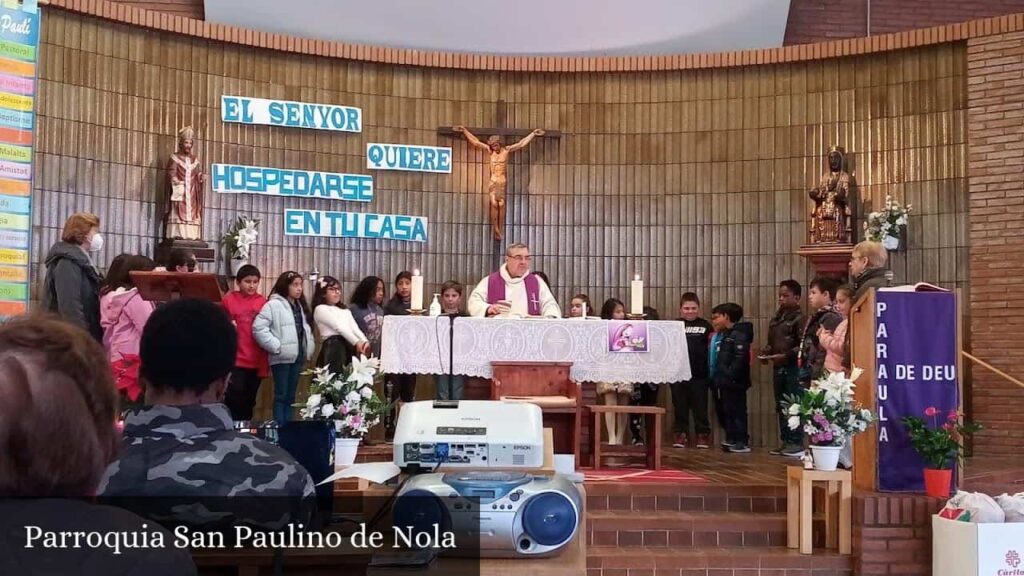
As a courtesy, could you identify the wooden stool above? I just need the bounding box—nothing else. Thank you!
[588,405,664,470]
[786,466,852,555]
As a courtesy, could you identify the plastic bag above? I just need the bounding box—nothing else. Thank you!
[946,491,1005,523]
[995,492,1024,523]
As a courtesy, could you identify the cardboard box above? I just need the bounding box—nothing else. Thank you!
[932,515,1024,576]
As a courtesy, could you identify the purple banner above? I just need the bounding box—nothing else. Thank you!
[876,291,959,492]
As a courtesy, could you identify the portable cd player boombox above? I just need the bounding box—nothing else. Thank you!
[392,471,582,557]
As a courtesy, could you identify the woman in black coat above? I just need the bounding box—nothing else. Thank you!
[41,212,104,341]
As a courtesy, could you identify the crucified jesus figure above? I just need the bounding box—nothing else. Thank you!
[454,126,544,241]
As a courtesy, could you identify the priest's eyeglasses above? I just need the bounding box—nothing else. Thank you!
[509,255,532,262]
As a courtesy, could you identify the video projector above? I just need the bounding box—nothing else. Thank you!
[392,400,545,471]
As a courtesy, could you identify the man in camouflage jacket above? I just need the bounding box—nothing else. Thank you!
[99,299,315,532]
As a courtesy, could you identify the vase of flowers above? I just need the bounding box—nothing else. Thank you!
[298,356,389,466]
[784,369,875,471]
[221,216,260,275]
[864,195,911,251]
[901,407,981,499]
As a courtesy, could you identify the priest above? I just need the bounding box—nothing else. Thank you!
[468,243,561,318]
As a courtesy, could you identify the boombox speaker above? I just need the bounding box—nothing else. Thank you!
[392,471,581,558]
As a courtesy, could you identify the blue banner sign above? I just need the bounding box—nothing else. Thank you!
[221,95,361,132]
[212,164,373,202]
[284,209,427,243]
[366,143,451,173]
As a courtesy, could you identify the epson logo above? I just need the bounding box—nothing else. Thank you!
[513,445,531,451]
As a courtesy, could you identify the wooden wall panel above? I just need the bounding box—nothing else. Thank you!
[32,11,970,447]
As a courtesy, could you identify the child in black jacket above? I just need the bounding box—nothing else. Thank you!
[710,303,754,454]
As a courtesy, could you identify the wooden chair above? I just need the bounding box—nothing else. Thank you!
[490,361,582,468]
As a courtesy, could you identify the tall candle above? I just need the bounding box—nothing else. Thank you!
[581,302,588,319]
[630,274,644,315]
[411,269,424,310]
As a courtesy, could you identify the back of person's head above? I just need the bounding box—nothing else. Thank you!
[809,276,839,300]
[680,292,700,306]
[235,264,260,283]
[712,303,744,323]
[167,248,196,271]
[600,298,625,320]
[351,275,384,307]
[853,240,888,268]
[0,315,118,497]
[61,212,100,245]
[103,255,156,293]
[312,275,345,310]
[779,279,802,297]
[643,306,660,320]
[140,299,237,396]
[100,253,131,295]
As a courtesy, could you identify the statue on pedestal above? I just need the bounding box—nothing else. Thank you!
[453,126,544,241]
[808,147,854,245]
[163,126,206,241]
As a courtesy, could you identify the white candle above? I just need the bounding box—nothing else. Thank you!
[581,302,588,319]
[630,274,644,315]
[411,269,424,310]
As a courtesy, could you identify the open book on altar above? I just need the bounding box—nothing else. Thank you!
[878,282,949,292]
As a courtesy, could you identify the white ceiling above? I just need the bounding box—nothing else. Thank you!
[205,0,791,57]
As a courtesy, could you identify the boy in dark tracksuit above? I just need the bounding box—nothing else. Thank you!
[710,303,754,454]
[761,280,805,457]
[671,292,714,449]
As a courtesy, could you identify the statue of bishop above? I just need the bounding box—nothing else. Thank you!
[164,126,206,241]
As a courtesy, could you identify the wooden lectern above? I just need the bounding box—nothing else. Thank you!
[848,290,877,491]
[130,271,223,303]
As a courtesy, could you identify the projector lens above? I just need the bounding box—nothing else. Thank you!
[521,492,577,546]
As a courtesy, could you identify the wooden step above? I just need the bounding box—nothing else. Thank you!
[587,545,854,575]
[587,510,826,549]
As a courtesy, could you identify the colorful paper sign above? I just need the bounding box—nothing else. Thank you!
[875,292,960,492]
[366,143,452,173]
[220,95,361,132]
[211,163,373,202]
[608,321,649,353]
[284,209,428,243]
[0,3,36,322]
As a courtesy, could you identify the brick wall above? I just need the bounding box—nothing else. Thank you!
[854,494,941,576]
[966,29,1024,457]
[106,0,203,19]
[785,0,1024,45]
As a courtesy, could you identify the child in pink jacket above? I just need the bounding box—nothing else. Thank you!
[100,255,156,363]
[818,284,854,374]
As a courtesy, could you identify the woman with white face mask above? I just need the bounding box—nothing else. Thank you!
[41,212,105,341]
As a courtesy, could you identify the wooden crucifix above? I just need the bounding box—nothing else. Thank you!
[439,100,560,243]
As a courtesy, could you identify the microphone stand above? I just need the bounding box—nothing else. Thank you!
[447,313,457,385]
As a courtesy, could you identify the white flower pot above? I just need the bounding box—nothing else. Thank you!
[229,257,248,276]
[335,437,361,466]
[810,445,842,471]
[882,235,900,251]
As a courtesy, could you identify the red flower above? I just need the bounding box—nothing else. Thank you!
[947,410,959,421]
[112,355,143,402]
[924,407,939,417]
[942,422,955,432]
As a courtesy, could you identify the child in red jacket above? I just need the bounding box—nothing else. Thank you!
[221,264,270,421]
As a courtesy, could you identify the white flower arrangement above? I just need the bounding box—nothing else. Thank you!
[783,368,875,447]
[297,356,389,439]
[222,216,260,261]
[864,195,911,245]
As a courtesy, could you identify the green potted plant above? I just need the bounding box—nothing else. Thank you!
[901,407,981,498]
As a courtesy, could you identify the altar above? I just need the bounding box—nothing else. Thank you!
[381,316,691,384]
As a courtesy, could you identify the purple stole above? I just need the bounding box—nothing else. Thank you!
[487,272,541,316]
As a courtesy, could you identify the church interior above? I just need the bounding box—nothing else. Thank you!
[3,0,1024,575]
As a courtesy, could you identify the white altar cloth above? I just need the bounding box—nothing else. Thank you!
[380,315,691,384]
